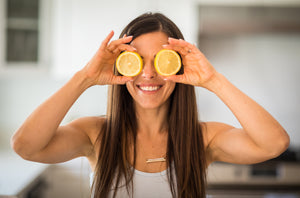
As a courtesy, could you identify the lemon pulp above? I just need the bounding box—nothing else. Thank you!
[116,51,143,77]
[154,49,181,76]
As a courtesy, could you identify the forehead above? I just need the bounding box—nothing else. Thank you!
[130,32,168,56]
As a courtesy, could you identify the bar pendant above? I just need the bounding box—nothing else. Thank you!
[146,157,166,163]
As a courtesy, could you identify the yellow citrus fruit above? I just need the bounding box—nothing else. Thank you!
[154,49,181,76]
[116,51,143,77]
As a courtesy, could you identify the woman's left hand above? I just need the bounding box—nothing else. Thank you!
[163,38,218,89]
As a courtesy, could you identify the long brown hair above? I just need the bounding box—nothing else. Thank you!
[92,12,207,198]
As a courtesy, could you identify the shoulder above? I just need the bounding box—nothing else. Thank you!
[67,116,106,169]
[68,116,106,146]
[201,122,234,144]
[200,121,235,164]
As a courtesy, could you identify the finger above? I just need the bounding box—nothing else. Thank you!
[111,76,134,85]
[162,43,186,55]
[163,74,186,84]
[163,44,188,56]
[168,38,197,55]
[100,31,115,51]
[112,44,136,54]
[168,38,194,48]
[163,42,187,56]
[107,36,133,53]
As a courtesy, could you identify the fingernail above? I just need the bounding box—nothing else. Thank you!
[162,44,168,48]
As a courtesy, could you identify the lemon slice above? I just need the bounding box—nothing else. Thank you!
[154,49,181,76]
[116,51,143,77]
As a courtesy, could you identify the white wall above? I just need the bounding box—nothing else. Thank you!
[197,34,300,147]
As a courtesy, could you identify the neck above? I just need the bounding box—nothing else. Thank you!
[135,103,169,138]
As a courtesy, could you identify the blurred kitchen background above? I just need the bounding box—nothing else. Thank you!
[0,0,300,197]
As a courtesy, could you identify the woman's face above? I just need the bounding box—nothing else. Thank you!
[126,31,176,110]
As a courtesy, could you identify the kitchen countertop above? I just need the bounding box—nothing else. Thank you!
[0,150,49,197]
[207,161,300,197]
[207,161,300,186]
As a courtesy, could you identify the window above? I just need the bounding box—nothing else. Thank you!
[0,0,51,73]
[6,0,39,63]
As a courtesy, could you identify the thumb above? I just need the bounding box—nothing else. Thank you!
[111,76,134,85]
[163,74,185,84]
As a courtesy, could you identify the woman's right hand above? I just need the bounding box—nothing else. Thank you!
[82,31,136,86]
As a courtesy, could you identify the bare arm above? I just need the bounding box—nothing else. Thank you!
[205,73,290,164]
[11,71,93,162]
[11,31,136,163]
[164,38,290,164]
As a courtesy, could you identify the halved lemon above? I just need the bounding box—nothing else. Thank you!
[154,49,181,76]
[116,51,143,77]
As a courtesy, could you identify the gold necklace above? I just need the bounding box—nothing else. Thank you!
[142,147,167,163]
[137,133,167,164]
[146,157,166,163]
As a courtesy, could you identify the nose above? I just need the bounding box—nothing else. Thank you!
[141,60,157,79]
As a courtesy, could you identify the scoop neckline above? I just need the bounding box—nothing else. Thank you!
[134,168,167,176]
[90,169,167,177]
[91,164,170,178]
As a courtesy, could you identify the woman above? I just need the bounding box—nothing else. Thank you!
[11,13,289,198]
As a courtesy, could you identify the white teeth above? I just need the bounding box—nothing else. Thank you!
[139,86,160,91]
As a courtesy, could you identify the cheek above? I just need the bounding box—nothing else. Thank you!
[159,82,176,103]
[165,82,176,96]
[126,82,135,96]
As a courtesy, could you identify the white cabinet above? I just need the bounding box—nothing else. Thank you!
[0,0,52,75]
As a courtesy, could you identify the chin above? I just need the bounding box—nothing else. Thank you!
[135,100,166,110]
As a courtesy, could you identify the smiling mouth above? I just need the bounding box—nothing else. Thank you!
[137,85,163,91]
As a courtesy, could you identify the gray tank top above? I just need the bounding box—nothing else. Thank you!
[90,168,173,198]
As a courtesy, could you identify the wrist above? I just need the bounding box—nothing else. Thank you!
[203,72,226,93]
[73,69,96,91]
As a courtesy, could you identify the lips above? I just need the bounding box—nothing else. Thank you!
[137,85,163,92]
